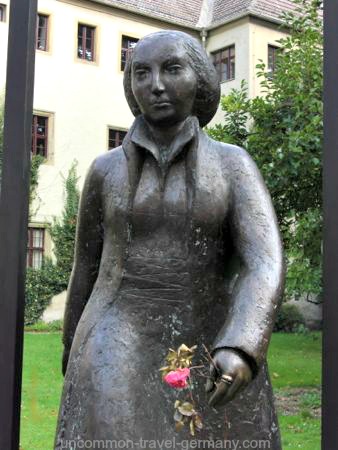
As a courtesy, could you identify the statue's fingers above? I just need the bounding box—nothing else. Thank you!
[208,379,229,407]
[221,375,243,404]
[205,362,219,392]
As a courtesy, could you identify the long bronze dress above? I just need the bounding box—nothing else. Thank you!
[55,116,284,449]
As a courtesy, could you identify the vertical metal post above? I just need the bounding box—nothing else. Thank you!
[0,0,37,449]
[323,1,338,449]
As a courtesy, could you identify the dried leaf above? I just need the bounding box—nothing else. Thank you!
[190,418,195,436]
[174,400,181,409]
[194,414,203,430]
[178,344,191,354]
[178,402,195,417]
[175,420,185,432]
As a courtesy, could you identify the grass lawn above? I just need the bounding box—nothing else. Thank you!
[20,332,322,450]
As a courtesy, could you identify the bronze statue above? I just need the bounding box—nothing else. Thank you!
[55,31,284,449]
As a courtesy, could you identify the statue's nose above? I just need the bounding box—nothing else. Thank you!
[151,72,165,95]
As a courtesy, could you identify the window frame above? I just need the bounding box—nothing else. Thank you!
[77,23,96,62]
[268,44,280,76]
[36,13,49,51]
[120,34,139,72]
[108,127,127,150]
[31,114,49,158]
[0,3,6,22]
[27,227,45,269]
[211,44,235,83]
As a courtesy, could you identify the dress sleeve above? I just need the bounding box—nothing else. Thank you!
[62,158,104,354]
[212,146,285,376]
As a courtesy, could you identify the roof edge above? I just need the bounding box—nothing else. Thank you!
[88,0,197,30]
[205,12,285,31]
[84,0,289,33]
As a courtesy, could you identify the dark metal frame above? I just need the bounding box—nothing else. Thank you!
[0,0,37,449]
[323,2,338,449]
[0,0,337,448]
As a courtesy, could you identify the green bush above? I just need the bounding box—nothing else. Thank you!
[24,259,64,325]
[274,303,306,333]
[24,319,63,332]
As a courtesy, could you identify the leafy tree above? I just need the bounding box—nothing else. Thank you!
[207,0,323,300]
[49,161,80,287]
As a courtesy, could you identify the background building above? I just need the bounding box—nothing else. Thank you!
[0,0,295,271]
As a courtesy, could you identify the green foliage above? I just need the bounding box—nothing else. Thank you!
[207,0,323,299]
[24,259,65,325]
[206,80,250,146]
[49,162,80,287]
[274,303,305,333]
[24,319,63,332]
[29,154,44,219]
[24,163,80,324]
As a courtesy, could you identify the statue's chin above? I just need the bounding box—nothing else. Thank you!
[143,112,191,129]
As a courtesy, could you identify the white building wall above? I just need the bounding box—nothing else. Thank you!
[206,17,251,126]
[32,0,198,225]
[1,0,289,231]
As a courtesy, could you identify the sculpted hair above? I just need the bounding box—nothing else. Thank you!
[123,31,220,128]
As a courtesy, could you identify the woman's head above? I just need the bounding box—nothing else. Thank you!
[123,31,220,128]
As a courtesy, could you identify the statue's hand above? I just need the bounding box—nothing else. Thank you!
[205,348,252,407]
[62,347,70,377]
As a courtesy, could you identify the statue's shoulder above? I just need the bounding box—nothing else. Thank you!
[201,131,256,173]
[89,146,126,180]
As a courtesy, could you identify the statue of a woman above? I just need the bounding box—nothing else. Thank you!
[55,31,284,449]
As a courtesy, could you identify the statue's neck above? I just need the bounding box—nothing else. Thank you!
[146,119,186,151]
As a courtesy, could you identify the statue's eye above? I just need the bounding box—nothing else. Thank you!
[166,65,182,74]
[134,69,148,79]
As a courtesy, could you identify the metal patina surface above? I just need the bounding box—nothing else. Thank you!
[55,31,285,449]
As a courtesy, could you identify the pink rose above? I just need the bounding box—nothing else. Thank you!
[163,368,190,389]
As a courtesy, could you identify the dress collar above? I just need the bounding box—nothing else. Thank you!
[127,115,199,170]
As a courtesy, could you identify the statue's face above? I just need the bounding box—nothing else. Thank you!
[131,36,197,126]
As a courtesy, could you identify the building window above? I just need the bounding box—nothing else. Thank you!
[32,115,48,157]
[27,228,45,269]
[36,14,48,51]
[78,24,95,62]
[268,45,279,75]
[212,45,235,82]
[108,128,127,150]
[0,4,6,22]
[121,35,138,71]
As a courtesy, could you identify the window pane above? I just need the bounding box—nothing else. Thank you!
[32,115,48,157]
[32,229,44,247]
[78,24,95,61]
[212,45,235,82]
[268,45,279,74]
[108,129,127,150]
[37,14,48,51]
[121,35,139,71]
[27,228,45,269]
[32,250,43,269]
[0,4,6,22]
